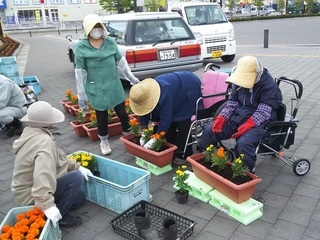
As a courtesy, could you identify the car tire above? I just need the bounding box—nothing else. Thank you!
[221,54,235,63]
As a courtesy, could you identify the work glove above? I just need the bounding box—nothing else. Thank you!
[140,132,147,146]
[78,100,88,112]
[212,115,226,133]
[43,205,62,227]
[231,117,255,139]
[79,166,93,181]
[143,138,156,150]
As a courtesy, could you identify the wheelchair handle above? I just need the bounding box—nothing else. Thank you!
[276,76,303,99]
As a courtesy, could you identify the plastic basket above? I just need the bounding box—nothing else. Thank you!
[0,56,19,77]
[73,151,151,214]
[110,200,195,240]
[0,206,61,240]
[23,76,41,95]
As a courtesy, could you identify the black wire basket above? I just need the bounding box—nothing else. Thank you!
[110,200,195,240]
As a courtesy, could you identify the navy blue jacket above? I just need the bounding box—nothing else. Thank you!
[139,71,202,133]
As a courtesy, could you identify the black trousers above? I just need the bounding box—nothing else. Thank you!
[96,101,130,137]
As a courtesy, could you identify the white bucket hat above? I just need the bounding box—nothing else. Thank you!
[21,101,65,128]
[226,56,263,89]
[83,14,108,36]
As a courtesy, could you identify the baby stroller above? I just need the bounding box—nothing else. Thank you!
[181,63,231,158]
[212,76,310,176]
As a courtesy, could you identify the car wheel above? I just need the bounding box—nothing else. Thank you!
[221,54,235,63]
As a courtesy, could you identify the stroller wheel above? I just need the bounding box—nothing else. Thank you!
[292,159,310,176]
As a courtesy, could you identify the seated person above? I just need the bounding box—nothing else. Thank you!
[129,71,202,164]
[199,56,283,173]
[0,75,27,137]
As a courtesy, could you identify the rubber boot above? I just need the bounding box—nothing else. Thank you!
[140,226,160,240]
[162,216,177,240]
[133,209,151,237]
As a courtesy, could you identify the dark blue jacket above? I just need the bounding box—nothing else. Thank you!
[230,68,283,125]
[139,71,202,133]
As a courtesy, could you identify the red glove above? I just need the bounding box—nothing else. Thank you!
[212,116,226,133]
[231,117,255,139]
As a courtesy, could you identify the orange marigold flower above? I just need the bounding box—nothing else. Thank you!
[29,228,40,235]
[1,225,10,233]
[125,99,130,106]
[65,89,72,95]
[16,213,25,221]
[217,147,225,158]
[33,207,43,216]
[19,225,29,233]
[29,215,37,223]
[89,113,96,121]
[0,232,10,239]
[159,131,165,136]
[20,219,29,226]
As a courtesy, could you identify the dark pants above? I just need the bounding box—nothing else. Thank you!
[96,101,130,137]
[199,118,267,172]
[54,170,86,217]
[165,120,193,159]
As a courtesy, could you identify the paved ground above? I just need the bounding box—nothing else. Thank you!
[1,36,320,240]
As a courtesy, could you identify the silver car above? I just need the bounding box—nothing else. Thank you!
[67,12,203,80]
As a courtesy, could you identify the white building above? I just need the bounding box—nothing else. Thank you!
[0,0,144,25]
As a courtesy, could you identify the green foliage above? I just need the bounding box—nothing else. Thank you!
[173,165,189,193]
[99,0,133,13]
[144,0,161,12]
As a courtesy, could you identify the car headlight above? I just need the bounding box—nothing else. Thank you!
[229,29,235,41]
[193,32,203,44]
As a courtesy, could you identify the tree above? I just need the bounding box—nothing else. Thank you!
[227,0,236,15]
[99,0,133,13]
[144,0,161,12]
[277,0,286,14]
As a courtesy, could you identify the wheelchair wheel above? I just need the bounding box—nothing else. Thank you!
[292,158,310,176]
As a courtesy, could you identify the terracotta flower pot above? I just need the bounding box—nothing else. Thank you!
[69,104,80,116]
[120,134,178,167]
[70,120,88,137]
[82,123,100,141]
[64,102,77,115]
[187,153,261,204]
[60,100,71,113]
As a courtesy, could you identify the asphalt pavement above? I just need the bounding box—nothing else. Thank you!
[1,30,320,240]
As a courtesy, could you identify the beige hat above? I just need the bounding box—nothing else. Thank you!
[226,56,262,89]
[129,78,161,116]
[83,14,108,36]
[21,101,65,128]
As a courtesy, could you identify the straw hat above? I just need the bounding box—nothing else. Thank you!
[129,78,161,116]
[226,56,262,89]
[83,14,108,36]
[21,101,65,128]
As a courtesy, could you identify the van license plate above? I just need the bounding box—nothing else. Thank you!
[159,50,176,60]
[212,50,222,58]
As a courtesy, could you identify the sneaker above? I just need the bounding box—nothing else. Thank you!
[59,213,82,228]
[100,142,112,155]
[6,123,23,138]
[173,157,187,165]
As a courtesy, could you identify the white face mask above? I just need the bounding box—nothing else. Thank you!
[90,28,104,39]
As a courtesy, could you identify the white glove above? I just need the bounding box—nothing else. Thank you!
[140,133,147,146]
[78,100,88,112]
[79,166,93,181]
[44,205,62,227]
[143,138,156,149]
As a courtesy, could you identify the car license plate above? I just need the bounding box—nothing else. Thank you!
[159,50,176,61]
[211,50,222,58]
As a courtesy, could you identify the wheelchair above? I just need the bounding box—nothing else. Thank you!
[181,63,231,158]
[184,62,311,176]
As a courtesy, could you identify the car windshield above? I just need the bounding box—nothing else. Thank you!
[184,5,228,26]
[104,21,127,45]
[132,18,194,45]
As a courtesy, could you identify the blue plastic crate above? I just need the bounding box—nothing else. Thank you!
[2,73,23,85]
[0,206,61,240]
[72,151,151,214]
[0,56,19,78]
[23,76,41,95]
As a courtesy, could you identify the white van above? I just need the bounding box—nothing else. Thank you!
[168,2,236,62]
